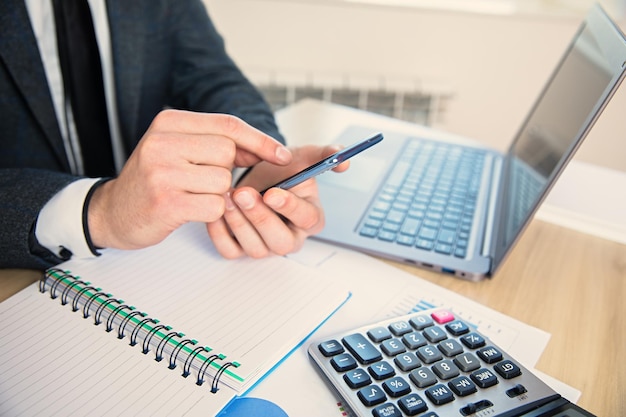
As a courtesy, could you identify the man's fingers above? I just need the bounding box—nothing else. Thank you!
[149,110,292,167]
[230,187,318,256]
[223,191,273,258]
[206,218,245,259]
[263,188,323,233]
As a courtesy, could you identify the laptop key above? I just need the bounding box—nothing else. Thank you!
[386,209,406,224]
[397,235,415,246]
[369,211,386,221]
[418,228,437,240]
[423,219,441,229]
[378,231,396,242]
[364,219,383,229]
[416,239,434,250]
[400,218,420,235]
[435,243,453,254]
[437,229,456,244]
[359,226,378,238]
[382,222,401,232]
[372,200,391,212]
[442,220,459,230]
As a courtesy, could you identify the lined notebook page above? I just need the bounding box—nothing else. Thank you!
[0,286,231,417]
[0,222,349,416]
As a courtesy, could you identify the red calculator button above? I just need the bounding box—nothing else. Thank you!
[431,310,455,324]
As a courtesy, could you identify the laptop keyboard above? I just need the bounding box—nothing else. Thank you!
[358,139,486,259]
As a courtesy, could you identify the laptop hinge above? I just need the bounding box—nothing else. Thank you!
[481,155,503,257]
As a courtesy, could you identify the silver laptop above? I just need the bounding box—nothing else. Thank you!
[314,4,626,281]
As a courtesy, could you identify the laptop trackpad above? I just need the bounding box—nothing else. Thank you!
[318,155,386,192]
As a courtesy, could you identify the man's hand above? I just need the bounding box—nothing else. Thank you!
[206,144,350,259]
[86,109,292,250]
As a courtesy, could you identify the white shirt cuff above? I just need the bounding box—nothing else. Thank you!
[35,178,103,260]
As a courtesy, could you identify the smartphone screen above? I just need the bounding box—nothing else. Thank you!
[260,133,383,195]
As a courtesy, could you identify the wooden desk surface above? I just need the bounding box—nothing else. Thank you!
[1,219,624,416]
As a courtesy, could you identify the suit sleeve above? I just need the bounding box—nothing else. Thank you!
[0,169,79,269]
[166,0,286,145]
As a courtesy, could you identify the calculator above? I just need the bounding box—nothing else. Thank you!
[308,309,595,417]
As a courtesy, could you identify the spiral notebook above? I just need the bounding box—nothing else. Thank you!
[0,222,350,416]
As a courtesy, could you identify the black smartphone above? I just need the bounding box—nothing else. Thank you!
[260,133,383,195]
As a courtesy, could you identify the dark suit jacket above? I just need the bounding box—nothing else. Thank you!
[0,0,284,269]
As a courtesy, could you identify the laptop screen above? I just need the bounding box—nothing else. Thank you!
[493,5,626,270]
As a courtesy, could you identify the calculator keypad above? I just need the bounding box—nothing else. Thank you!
[308,309,560,416]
